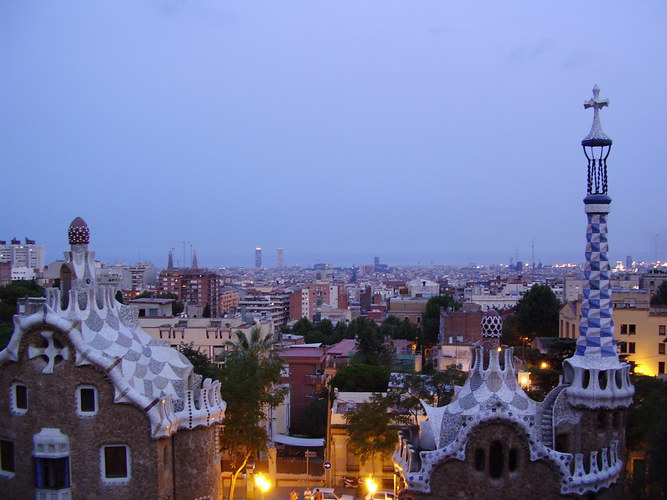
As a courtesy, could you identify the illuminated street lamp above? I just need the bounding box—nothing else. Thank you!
[365,476,377,498]
[255,473,270,500]
[540,361,549,370]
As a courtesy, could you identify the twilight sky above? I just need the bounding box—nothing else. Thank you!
[1,1,666,269]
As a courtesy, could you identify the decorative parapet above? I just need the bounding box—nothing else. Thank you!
[393,406,623,497]
[563,357,634,409]
[561,441,624,496]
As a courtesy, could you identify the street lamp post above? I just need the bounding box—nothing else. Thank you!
[255,473,270,500]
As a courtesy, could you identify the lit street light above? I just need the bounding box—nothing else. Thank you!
[255,473,270,500]
[365,476,377,498]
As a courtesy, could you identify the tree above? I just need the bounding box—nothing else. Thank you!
[650,281,667,305]
[388,365,469,426]
[512,284,561,339]
[626,376,667,498]
[156,293,183,316]
[179,342,219,380]
[422,295,461,346]
[351,317,392,366]
[294,389,328,438]
[331,364,390,392]
[292,317,314,336]
[0,280,45,350]
[203,302,211,318]
[134,291,152,299]
[344,393,409,473]
[219,328,286,500]
[380,315,420,341]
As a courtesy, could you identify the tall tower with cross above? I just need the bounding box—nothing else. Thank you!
[562,85,634,409]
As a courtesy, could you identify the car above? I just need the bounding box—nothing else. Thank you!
[364,491,396,500]
[318,488,354,500]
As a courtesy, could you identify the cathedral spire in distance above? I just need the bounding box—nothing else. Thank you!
[563,86,634,409]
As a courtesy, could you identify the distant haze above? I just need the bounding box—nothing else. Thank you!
[2,1,666,268]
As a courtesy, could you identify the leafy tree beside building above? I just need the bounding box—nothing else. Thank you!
[650,280,667,305]
[0,280,45,349]
[421,294,461,346]
[511,284,561,339]
[219,328,286,500]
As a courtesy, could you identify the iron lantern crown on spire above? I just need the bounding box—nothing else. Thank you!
[582,85,612,196]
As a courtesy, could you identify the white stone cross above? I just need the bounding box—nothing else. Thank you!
[28,330,70,374]
[584,85,609,118]
[583,85,611,142]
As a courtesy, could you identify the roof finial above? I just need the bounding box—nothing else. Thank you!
[582,85,612,145]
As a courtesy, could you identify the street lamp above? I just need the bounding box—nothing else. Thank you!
[365,476,377,498]
[255,473,271,500]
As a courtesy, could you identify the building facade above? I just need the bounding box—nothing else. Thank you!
[0,218,225,499]
[0,238,45,271]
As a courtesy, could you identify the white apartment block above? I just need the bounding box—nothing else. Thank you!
[0,239,45,271]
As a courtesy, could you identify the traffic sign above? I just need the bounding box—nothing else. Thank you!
[323,461,332,470]
[305,451,317,458]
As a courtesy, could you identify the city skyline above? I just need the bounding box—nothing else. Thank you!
[2,2,666,269]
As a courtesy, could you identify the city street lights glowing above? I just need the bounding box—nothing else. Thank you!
[255,473,270,494]
[365,476,377,496]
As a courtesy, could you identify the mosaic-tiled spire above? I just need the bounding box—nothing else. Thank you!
[576,86,616,359]
[563,86,633,409]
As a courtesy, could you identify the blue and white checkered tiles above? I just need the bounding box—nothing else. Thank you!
[576,211,617,358]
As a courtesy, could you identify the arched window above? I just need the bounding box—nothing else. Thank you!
[489,441,503,479]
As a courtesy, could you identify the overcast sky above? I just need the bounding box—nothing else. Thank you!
[1,1,666,268]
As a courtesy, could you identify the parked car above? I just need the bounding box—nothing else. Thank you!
[365,491,396,500]
[319,488,354,500]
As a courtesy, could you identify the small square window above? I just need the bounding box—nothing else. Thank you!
[620,324,628,335]
[0,440,15,474]
[102,445,130,482]
[659,343,665,355]
[659,325,666,336]
[629,342,636,354]
[619,343,627,354]
[659,362,665,375]
[629,324,637,335]
[77,387,98,415]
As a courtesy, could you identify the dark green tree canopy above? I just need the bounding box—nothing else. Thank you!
[219,328,286,500]
[352,316,392,365]
[387,365,467,425]
[379,315,420,341]
[626,376,667,497]
[512,284,561,338]
[422,294,461,346]
[0,280,45,349]
[179,342,219,380]
[344,392,409,468]
[650,281,667,305]
[331,363,390,392]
